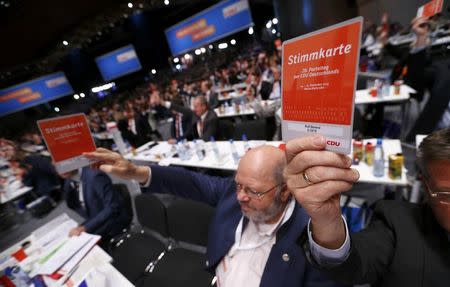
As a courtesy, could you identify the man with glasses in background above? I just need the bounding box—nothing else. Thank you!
[282,128,450,286]
[84,145,342,287]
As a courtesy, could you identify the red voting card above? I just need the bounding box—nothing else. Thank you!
[37,113,96,173]
[417,0,444,18]
[282,17,362,154]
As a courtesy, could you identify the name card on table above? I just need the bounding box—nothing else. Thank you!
[281,17,362,154]
[37,113,96,173]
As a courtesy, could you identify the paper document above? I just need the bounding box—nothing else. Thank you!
[37,113,97,173]
[282,17,362,154]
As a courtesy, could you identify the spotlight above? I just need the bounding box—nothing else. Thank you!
[266,21,272,29]
[80,93,85,98]
[73,94,79,100]
[173,57,179,63]
[151,69,156,74]
[200,47,206,53]
[230,39,236,45]
[175,64,181,70]
[218,43,228,49]
[248,27,254,35]
[209,45,213,49]
[62,40,69,46]
[272,29,276,34]
[184,53,191,60]
[164,0,169,5]
[195,49,201,55]
[128,2,133,8]
[272,18,278,25]
[54,107,60,112]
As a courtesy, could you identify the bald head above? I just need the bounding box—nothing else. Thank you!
[237,145,286,185]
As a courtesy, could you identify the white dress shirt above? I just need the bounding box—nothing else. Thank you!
[269,81,281,100]
[308,216,351,266]
[197,112,208,138]
[215,198,296,287]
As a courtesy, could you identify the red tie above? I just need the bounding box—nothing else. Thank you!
[175,114,181,138]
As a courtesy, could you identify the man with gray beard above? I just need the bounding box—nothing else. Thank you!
[84,146,342,287]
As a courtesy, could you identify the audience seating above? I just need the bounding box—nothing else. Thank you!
[232,118,268,140]
[112,193,168,282]
[138,198,215,287]
[112,193,216,286]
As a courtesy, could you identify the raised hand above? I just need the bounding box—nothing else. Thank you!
[83,148,150,183]
[283,135,359,248]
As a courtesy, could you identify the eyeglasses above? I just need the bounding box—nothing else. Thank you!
[236,183,285,199]
[424,180,450,201]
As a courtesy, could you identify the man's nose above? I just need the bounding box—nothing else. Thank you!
[236,189,250,202]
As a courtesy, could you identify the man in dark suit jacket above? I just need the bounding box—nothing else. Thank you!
[61,167,131,239]
[22,155,60,198]
[150,94,218,142]
[192,96,219,141]
[84,145,342,287]
[201,80,219,109]
[283,129,450,287]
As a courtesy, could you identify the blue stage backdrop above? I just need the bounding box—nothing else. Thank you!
[95,44,142,81]
[165,0,253,56]
[0,72,73,117]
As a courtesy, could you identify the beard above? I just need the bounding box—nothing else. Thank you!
[243,193,285,223]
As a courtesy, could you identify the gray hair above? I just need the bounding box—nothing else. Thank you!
[417,128,450,179]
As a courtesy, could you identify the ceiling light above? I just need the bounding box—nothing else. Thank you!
[248,27,254,35]
[200,47,206,53]
[218,43,228,49]
[272,18,278,25]
[195,49,201,55]
[73,94,79,100]
[173,57,179,63]
[266,21,272,29]
[62,40,69,46]
[54,107,60,112]
[272,29,276,34]
[230,39,236,45]
[80,93,85,98]
[151,69,156,74]
[164,0,169,5]
[128,2,133,8]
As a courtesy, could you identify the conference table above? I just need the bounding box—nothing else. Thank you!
[0,213,133,287]
[125,139,408,186]
[354,84,415,105]
[214,100,276,118]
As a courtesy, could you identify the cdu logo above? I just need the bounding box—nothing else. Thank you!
[326,140,341,147]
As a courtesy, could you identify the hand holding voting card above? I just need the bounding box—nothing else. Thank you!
[417,0,444,18]
[281,17,362,154]
[37,113,96,173]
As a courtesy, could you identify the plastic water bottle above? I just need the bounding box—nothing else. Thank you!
[242,134,250,152]
[229,140,240,164]
[381,77,391,98]
[210,136,220,159]
[182,139,191,160]
[193,139,205,160]
[373,138,385,177]
[177,141,186,160]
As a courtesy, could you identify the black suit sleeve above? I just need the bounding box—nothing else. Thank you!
[404,49,434,101]
[201,112,219,141]
[300,201,396,285]
[170,103,195,117]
